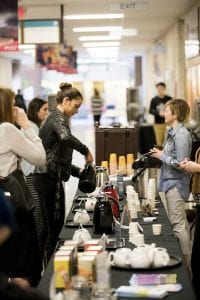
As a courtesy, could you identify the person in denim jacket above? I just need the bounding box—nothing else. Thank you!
[151,99,191,264]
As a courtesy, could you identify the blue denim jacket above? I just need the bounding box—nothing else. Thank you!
[159,123,192,200]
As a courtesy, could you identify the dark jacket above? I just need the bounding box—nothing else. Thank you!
[39,108,89,181]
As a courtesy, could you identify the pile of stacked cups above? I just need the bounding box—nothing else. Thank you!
[129,221,145,246]
[147,178,156,209]
[126,186,138,220]
[126,185,141,219]
[109,153,117,175]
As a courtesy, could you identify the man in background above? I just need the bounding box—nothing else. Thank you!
[149,82,172,145]
[15,89,27,112]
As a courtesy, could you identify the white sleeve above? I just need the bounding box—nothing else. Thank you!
[5,123,46,167]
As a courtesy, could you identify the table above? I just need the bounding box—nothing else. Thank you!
[38,198,197,300]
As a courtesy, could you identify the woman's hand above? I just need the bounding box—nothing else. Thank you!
[13,107,30,129]
[85,150,94,164]
[179,160,200,173]
[150,148,163,160]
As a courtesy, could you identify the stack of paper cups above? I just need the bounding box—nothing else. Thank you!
[126,188,138,219]
[129,222,145,245]
[118,156,126,175]
[126,153,134,176]
[129,221,139,243]
[109,153,117,175]
[147,178,156,209]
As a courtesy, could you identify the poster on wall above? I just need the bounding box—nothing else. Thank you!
[36,44,77,74]
[0,0,18,51]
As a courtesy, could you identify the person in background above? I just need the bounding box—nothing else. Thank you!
[0,189,49,300]
[0,87,46,287]
[38,82,94,265]
[91,88,104,125]
[149,82,172,145]
[150,99,191,265]
[22,97,48,176]
[14,89,27,113]
[21,97,48,259]
[180,150,200,297]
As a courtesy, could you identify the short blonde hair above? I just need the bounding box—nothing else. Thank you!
[165,99,190,123]
[0,87,15,124]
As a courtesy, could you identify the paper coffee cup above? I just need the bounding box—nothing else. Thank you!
[152,224,162,235]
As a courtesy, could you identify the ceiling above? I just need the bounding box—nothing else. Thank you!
[12,0,199,62]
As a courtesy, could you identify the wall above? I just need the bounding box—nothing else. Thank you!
[145,19,186,122]
[0,56,12,87]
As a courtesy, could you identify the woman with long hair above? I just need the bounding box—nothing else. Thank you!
[0,87,46,287]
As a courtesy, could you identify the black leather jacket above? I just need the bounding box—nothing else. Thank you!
[39,108,89,181]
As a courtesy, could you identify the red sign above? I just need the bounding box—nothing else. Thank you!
[0,0,18,51]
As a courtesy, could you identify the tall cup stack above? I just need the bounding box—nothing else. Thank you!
[147,178,156,209]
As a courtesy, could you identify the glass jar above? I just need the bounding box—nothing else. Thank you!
[71,275,91,300]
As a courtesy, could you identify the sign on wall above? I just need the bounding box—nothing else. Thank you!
[0,0,18,51]
[36,44,77,74]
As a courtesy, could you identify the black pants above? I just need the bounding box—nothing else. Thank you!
[36,173,65,265]
[191,206,200,298]
[94,114,101,125]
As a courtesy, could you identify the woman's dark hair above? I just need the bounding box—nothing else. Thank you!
[27,97,47,126]
[56,82,83,104]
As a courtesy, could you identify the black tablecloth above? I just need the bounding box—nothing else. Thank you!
[38,199,197,300]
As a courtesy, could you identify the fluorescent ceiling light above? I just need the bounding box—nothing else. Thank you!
[64,14,124,20]
[89,52,119,58]
[18,44,36,50]
[110,29,138,37]
[83,42,120,47]
[73,26,122,32]
[23,49,35,55]
[77,58,117,64]
[79,35,121,41]
[86,47,119,52]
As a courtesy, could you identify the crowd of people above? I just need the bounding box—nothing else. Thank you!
[0,82,200,298]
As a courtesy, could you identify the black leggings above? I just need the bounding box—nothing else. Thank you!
[36,173,65,265]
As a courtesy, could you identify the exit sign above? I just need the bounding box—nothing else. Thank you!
[110,1,149,10]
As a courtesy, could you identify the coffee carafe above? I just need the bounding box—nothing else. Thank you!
[96,167,109,187]
[102,183,120,219]
[93,194,114,234]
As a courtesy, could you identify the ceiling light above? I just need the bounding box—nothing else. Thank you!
[64,14,124,20]
[86,47,119,53]
[73,26,122,32]
[18,44,36,50]
[77,58,117,64]
[83,42,120,47]
[89,52,119,58]
[79,36,121,41]
[23,49,35,55]
[110,29,138,36]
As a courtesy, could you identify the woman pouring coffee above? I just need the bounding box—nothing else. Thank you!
[37,82,93,264]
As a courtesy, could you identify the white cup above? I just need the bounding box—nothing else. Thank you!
[129,208,138,219]
[129,233,145,246]
[129,222,139,233]
[152,224,162,235]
